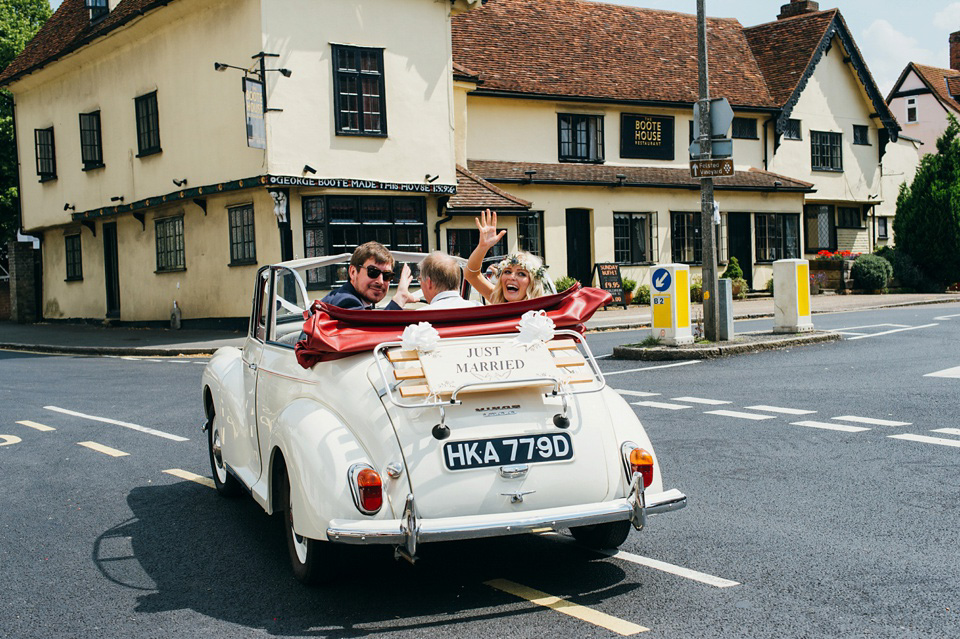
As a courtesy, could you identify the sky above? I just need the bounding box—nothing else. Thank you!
[48,0,959,95]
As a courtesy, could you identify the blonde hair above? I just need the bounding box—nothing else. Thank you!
[489,251,546,304]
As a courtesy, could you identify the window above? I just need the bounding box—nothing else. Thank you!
[810,130,842,171]
[837,206,862,228]
[671,212,701,264]
[228,204,256,265]
[155,215,185,272]
[783,118,802,140]
[804,204,836,252]
[447,228,507,262]
[34,127,56,180]
[906,97,917,123]
[135,92,161,156]
[877,216,889,239]
[614,213,654,264]
[517,212,544,258]
[65,234,82,281]
[558,114,604,163]
[85,0,108,22]
[301,196,426,288]
[732,117,758,139]
[853,125,870,146]
[79,111,104,170]
[332,45,386,136]
[754,213,800,262]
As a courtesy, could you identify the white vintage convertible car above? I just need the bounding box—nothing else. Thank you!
[201,253,685,584]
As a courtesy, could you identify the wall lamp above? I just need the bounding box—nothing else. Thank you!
[111,196,124,203]
[213,62,249,73]
[524,170,537,183]
[773,181,783,188]
[303,164,317,175]
[215,53,292,113]
[425,173,439,183]
[616,173,626,186]
[172,178,188,187]
[63,203,75,211]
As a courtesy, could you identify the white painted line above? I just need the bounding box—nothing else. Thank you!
[745,405,816,416]
[78,441,129,457]
[924,366,960,379]
[832,415,911,427]
[632,401,691,411]
[831,331,867,337]
[846,323,938,341]
[120,356,142,361]
[932,428,960,437]
[672,397,731,405]
[933,313,960,320]
[16,420,56,432]
[615,389,662,398]
[790,420,871,433]
[594,354,612,359]
[705,410,776,421]
[0,435,22,447]
[601,549,740,588]
[889,434,960,448]
[44,406,189,442]
[604,360,701,376]
[163,468,215,488]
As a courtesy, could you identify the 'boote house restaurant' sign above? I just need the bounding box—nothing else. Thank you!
[620,113,675,161]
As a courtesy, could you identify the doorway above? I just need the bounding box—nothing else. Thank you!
[565,209,593,286]
[727,213,752,288]
[103,222,120,318]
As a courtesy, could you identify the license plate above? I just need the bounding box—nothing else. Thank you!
[442,433,573,471]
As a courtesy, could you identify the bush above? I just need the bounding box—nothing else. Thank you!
[873,245,895,263]
[892,250,943,293]
[721,256,743,280]
[634,283,651,305]
[731,276,748,300]
[765,277,774,294]
[690,276,703,302]
[554,275,578,293]
[621,278,637,295]
[851,254,893,292]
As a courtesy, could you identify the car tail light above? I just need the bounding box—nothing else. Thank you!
[349,464,383,515]
[621,442,654,488]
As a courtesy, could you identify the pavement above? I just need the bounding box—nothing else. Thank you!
[0,291,957,357]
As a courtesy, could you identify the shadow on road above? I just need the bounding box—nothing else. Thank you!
[94,481,636,636]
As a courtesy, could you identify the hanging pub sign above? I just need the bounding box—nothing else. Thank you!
[244,77,266,150]
[620,113,674,161]
[592,262,628,309]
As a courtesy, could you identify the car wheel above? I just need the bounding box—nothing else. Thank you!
[207,411,242,497]
[570,520,632,550]
[282,470,330,585]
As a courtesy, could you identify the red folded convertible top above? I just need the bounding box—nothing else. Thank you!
[295,284,612,367]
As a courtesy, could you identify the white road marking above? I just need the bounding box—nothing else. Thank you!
[829,323,908,331]
[925,366,960,379]
[790,420,870,433]
[672,397,731,405]
[632,401,691,411]
[933,313,960,320]
[77,441,129,457]
[604,360,701,376]
[44,406,189,442]
[889,434,960,448]
[932,428,960,437]
[615,389,662,398]
[705,410,776,421]
[594,354,612,359]
[600,549,740,588]
[163,468,215,488]
[745,405,816,415]
[16,420,56,432]
[846,323,938,341]
[832,415,911,427]
[0,435,22,447]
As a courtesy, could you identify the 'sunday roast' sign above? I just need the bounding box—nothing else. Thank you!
[419,340,558,394]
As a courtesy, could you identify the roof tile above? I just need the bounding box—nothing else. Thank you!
[910,62,960,114]
[449,164,531,211]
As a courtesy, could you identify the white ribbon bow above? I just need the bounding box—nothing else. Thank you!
[401,321,440,353]
[515,310,555,344]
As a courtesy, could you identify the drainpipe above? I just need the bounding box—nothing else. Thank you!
[434,196,452,251]
[763,115,777,171]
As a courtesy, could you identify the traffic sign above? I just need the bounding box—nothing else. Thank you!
[689,138,733,159]
[652,267,672,292]
[693,98,734,139]
[690,158,734,179]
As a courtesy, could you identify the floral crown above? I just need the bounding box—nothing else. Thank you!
[494,253,547,281]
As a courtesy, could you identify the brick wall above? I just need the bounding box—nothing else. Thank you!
[8,241,39,323]
[0,280,9,320]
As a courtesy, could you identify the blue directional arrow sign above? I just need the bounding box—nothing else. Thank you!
[652,268,671,292]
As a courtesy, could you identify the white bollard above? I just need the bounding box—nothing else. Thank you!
[773,259,814,333]
[650,264,694,345]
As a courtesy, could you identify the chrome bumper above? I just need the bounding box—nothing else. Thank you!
[326,485,686,560]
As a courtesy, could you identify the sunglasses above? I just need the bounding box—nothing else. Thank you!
[362,265,395,282]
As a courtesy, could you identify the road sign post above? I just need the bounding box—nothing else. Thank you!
[696,0,720,343]
[650,265,694,346]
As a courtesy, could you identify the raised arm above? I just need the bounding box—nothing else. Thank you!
[464,209,505,302]
[387,263,417,308]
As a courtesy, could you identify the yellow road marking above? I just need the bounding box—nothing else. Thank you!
[0,435,23,447]
[485,578,648,635]
[77,441,129,457]
[17,420,56,432]
[163,468,215,489]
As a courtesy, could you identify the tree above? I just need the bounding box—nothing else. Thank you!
[1,0,52,247]
[893,114,960,290]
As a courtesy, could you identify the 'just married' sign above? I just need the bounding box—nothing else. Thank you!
[419,340,558,395]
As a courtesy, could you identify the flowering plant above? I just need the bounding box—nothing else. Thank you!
[494,253,547,281]
[810,271,828,286]
[814,250,859,261]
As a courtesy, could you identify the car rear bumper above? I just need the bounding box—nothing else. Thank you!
[326,487,686,551]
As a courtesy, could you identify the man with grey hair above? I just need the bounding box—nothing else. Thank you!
[418,251,480,309]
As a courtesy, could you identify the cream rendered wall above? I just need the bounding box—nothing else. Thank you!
[42,226,106,319]
[260,0,457,187]
[768,36,880,203]
[889,70,950,154]
[12,0,264,232]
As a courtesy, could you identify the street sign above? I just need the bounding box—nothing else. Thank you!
[693,97,734,139]
[652,267,672,292]
[689,138,733,159]
[690,158,734,179]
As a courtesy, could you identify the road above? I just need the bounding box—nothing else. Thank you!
[1,303,958,638]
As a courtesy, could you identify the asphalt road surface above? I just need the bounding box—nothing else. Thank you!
[2,302,958,638]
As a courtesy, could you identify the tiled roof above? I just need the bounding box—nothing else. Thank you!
[0,0,176,86]
[452,61,481,83]
[448,165,531,211]
[452,0,776,108]
[467,160,814,192]
[910,63,960,114]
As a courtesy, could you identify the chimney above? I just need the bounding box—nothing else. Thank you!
[951,30,960,71]
[778,0,820,20]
